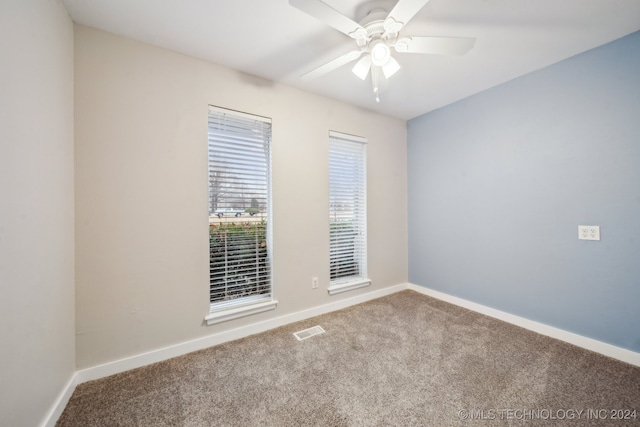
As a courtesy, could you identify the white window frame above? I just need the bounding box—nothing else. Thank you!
[328,130,370,295]
[205,106,276,325]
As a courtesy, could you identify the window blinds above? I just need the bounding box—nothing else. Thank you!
[329,131,367,284]
[208,106,272,311]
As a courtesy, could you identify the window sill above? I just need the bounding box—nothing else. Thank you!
[327,278,371,295]
[205,299,278,326]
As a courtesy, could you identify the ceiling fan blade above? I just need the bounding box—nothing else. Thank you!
[300,50,363,80]
[385,0,431,32]
[395,36,475,55]
[290,0,367,40]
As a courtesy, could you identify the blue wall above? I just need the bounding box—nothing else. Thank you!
[407,31,640,352]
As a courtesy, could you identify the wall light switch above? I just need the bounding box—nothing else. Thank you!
[578,225,600,241]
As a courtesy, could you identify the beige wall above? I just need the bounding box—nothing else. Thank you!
[74,25,408,369]
[0,1,75,425]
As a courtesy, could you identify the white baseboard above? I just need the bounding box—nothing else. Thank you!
[76,283,408,384]
[40,373,78,427]
[407,283,640,367]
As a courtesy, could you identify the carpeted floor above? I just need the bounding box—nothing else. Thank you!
[57,290,640,426]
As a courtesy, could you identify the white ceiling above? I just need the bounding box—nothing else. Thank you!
[62,0,640,120]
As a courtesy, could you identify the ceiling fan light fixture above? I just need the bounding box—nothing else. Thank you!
[382,56,401,78]
[352,55,372,80]
[370,41,391,67]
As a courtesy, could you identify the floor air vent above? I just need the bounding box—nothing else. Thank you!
[293,325,325,341]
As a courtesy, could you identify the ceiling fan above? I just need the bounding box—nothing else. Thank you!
[290,0,476,102]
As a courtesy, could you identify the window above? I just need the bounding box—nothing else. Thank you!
[328,131,369,295]
[205,106,276,325]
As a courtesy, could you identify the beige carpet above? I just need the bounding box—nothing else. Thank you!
[57,290,640,426]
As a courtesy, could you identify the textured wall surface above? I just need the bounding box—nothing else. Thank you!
[74,25,408,369]
[0,1,75,425]
[408,31,640,352]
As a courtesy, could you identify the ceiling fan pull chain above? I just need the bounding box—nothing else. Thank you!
[371,66,380,102]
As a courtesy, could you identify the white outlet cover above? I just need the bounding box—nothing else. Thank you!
[578,225,600,241]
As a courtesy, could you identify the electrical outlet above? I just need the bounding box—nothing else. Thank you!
[578,225,600,241]
[312,277,318,289]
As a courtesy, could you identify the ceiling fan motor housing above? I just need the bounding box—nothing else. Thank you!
[355,8,399,50]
